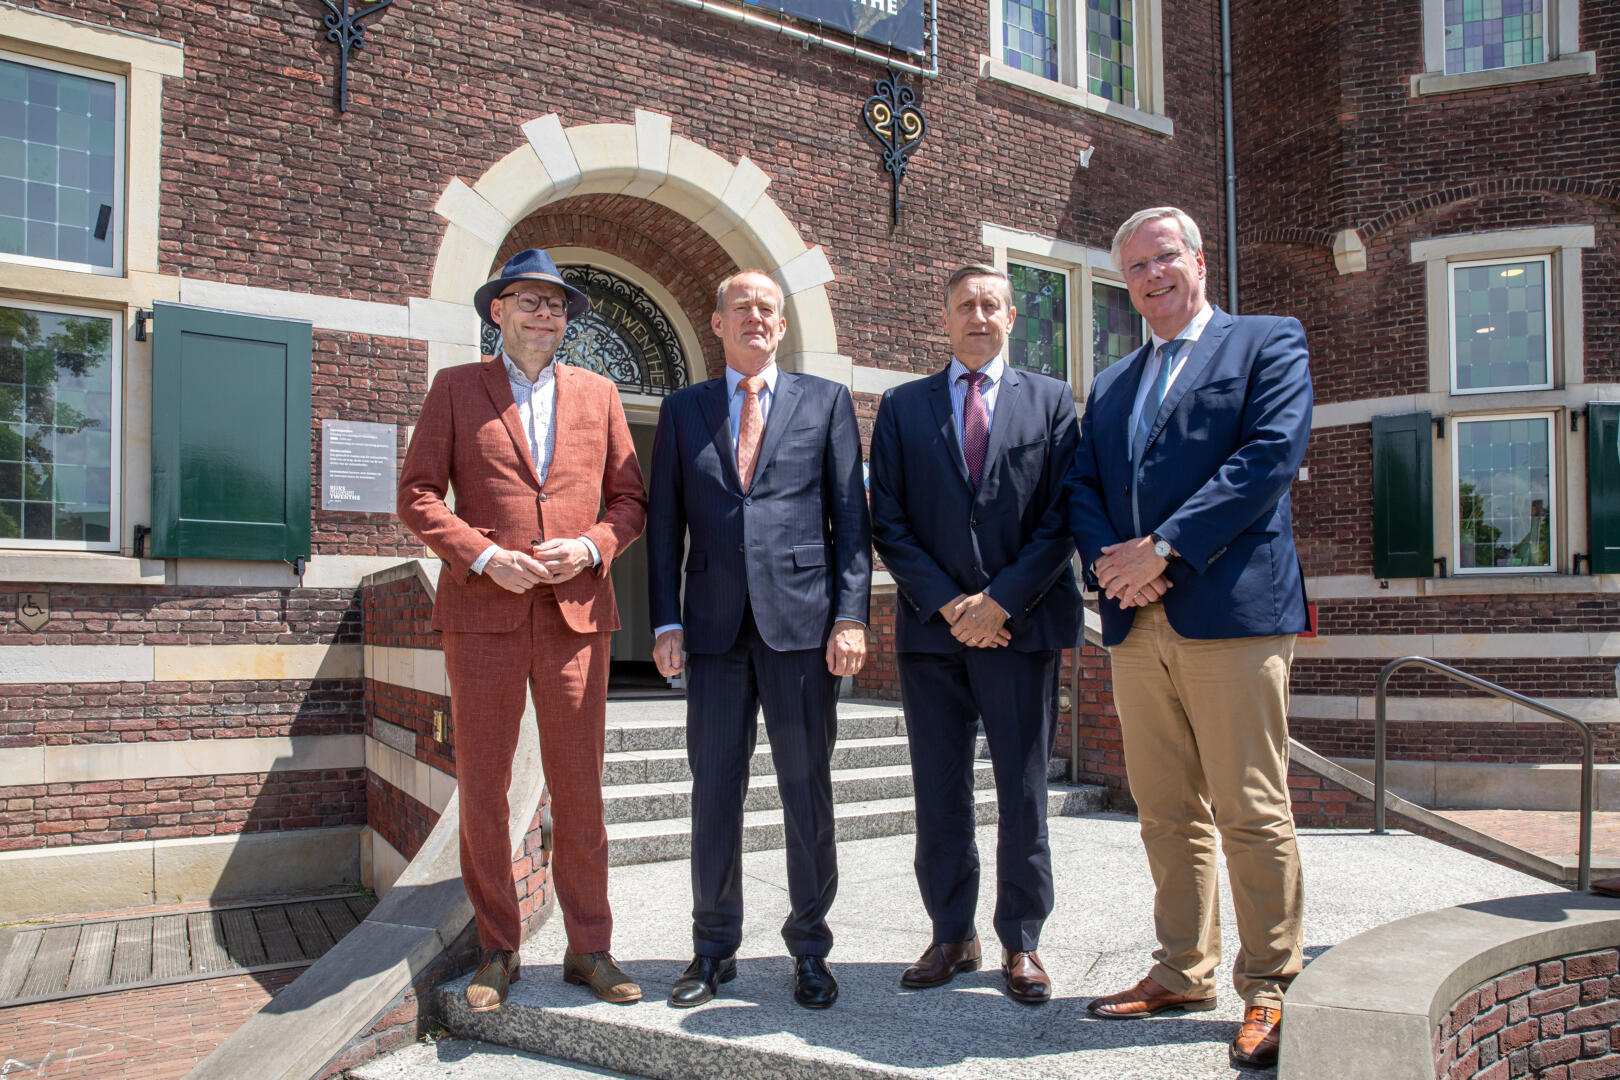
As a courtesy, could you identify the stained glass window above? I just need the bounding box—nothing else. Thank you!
[1455,415,1553,572]
[1008,263,1068,379]
[1444,0,1544,74]
[1087,0,1135,105]
[0,302,118,547]
[1002,0,1060,81]
[0,54,121,269]
[1092,281,1143,375]
[1450,257,1549,393]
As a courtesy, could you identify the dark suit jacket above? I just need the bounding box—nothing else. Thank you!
[869,364,1081,654]
[646,369,871,654]
[1067,307,1313,647]
[397,359,647,634]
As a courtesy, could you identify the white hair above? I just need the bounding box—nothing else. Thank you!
[1111,207,1204,270]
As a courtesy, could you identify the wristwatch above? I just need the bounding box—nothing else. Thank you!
[1150,533,1174,560]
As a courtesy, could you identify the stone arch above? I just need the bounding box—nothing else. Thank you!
[426,109,843,386]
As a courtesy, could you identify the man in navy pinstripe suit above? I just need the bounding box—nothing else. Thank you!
[647,269,871,1010]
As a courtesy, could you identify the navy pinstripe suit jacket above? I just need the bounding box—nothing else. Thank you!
[646,369,871,654]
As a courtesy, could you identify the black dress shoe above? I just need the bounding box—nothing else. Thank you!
[793,955,838,1009]
[669,954,736,1007]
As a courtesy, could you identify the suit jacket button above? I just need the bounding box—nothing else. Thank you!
[539,492,549,502]
[737,543,745,553]
[744,497,752,506]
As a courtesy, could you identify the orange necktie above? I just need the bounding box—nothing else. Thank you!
[736,376,765,489]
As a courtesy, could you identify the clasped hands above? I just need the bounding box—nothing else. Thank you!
[652,620,867,679]
[1093,535,1174,609]
[484,539,592,593]
[939,592,1011,648]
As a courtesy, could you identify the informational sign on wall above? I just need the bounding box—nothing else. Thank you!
[741,0,927,56]
[321,419,398,512]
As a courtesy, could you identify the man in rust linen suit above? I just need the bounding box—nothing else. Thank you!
[398,249,647,1011]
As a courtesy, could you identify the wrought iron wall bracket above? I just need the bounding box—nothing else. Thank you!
[862,70,927,225]
[318,0,393,112]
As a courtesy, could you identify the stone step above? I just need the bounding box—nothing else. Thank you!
[605,710,908,754]
[603,784,1107,866]
[606,791,1000,866]
[603,761,995,825]
[601,736,916,787]
[348,1039,644,1080]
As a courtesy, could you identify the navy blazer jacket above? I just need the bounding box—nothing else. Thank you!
[869,364,1081,654]
[646,370,871,655]
[1068,307,1313,647]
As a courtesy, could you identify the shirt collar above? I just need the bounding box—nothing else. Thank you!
[725,361,779,396]
[502,351,556,387]
[1149,303,1215,353]
[948,354,1006,385]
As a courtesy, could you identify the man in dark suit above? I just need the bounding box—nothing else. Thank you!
[398,248,648,1012]
[1068,208,1312,1069]
[646,269,871,1010]
[868,264,1080,1006]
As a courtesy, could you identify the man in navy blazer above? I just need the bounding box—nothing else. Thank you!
[647,270,870,1010]
[869,264,1080,1006]
[1068,207,1311,1070]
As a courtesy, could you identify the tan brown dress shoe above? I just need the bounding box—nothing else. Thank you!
[1230,1005,1282,1068]
[563,950,642,1004]
[900,939,982,988]
[1001,949,1051,1005]
[466,948,520,1012]
[1086,975,1216,1019]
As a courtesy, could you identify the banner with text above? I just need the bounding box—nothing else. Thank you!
[741,0,927,57]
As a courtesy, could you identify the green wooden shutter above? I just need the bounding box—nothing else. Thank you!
[1371,411,1433,578]
[1588,403,1620,573]
[150,302,311,562]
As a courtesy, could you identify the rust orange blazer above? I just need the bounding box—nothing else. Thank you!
[397,359,647,634]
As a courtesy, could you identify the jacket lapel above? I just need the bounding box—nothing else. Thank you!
[480,358,541,486]
[927,368,972,490]
[696,378,743,493]
[747,371,803,492]
[1145,308,1235,451]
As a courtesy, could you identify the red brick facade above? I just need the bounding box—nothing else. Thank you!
[1437,950,1620,1080]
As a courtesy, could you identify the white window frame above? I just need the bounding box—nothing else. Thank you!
[0,296,124,552]
[1449,410,1559,577]
[1410,225,1595,578]
[983,223,1145,399]
[1413,0,1593,96]
[0,48,127,278]
[980,0,1171,137]
[1447,254,1554,396]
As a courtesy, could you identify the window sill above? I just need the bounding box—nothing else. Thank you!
[978,56,1174,138]
[0,550,167,585]
[1410,53,1596,97]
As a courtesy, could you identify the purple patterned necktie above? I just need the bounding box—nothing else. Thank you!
[962,370,989,488]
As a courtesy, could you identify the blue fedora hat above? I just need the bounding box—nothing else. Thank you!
[473,249,589,324]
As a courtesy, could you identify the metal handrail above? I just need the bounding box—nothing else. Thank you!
[1373,655,1595,891]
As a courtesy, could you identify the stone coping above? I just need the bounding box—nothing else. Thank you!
[1279,890,1620,1080]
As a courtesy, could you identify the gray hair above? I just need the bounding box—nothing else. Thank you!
[714,269,783,314]
[1110,207,1204,270]
[943,264,1014,308]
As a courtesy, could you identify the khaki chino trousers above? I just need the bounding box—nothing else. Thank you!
[1108,602,1304,1008]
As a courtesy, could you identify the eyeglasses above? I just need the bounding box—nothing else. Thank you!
[497,291,569,315]
[1124,249,1189,279]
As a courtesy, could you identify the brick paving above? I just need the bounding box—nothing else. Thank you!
[0,967,300,1079]
[1437,810,1620,863]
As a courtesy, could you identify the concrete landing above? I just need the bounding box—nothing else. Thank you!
[411,815,1556,1080]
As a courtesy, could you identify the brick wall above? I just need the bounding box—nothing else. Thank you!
[1436,950,1620,1080]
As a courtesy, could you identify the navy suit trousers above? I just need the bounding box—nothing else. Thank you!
[686,603,839,957]
[899,647,1057,953]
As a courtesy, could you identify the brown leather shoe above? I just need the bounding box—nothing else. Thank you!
[1086,975,1216,1019]
[1001,949,1051,1005]
[466,948,520,1012]
[1230,1005,1282,1068]
[900,938,982,989]
[562,950,642,1004]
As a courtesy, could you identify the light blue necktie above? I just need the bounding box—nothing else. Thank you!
[1131,339,1183,465]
